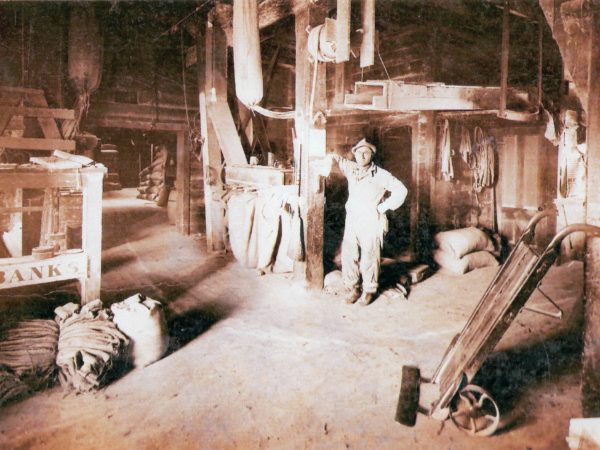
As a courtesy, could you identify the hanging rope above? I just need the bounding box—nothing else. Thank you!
[250,104,295,120]
[471,126,496,193]
[459,126,471,164]
[440,119,453,181]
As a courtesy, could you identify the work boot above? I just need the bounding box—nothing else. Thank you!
[358,292,375,306]
[344,288,361,304]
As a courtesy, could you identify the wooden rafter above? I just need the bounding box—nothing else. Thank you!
[0,136,76,152]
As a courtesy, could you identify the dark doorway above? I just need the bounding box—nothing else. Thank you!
[89,128,176,188]
[378,126,412,259]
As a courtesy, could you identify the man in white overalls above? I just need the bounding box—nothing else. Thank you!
[323,138,408,305]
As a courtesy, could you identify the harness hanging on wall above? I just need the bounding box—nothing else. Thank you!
[233,0,263,108]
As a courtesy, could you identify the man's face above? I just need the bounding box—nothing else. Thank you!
[354,147,374,167]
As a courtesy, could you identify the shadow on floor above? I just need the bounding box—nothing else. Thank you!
[0,283,80,320]
[379,261,411,290]
[100,254,229,308]
[101,253,136,273]
[471,305,583,433]
[102,208,166,250]
[166,301,235,354]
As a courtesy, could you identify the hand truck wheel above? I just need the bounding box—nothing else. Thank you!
[449,384,500,436]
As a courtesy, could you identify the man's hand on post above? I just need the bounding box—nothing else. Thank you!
[377,203,389,214]
[313,154,334,178]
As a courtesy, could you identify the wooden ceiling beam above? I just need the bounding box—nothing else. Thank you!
[86,101,189,123]
[0,106,75,120]
[85,118,187,131]
[0,136,76,152]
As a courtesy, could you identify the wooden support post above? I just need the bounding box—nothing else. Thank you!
[295,3,327,289]
[80,170,104,304]
[0,113,10,136]
[40,188,60,246]
[176,130,191,235]
[335,0,351,63]
[199,13,226,252]
[200,92,224,250]
[9,189,23,257]
[333,60,350,108]
[360,0,375,68]
[499,0,510,117]
[410,111,435,262]
[582,5,600,418]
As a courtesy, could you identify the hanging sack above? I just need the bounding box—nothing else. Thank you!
[233,0,263,107]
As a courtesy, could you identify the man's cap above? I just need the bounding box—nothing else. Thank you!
[351,138,376,154]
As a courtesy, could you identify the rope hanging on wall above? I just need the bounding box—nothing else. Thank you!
[440,119,454,181]
[470,127,496,193]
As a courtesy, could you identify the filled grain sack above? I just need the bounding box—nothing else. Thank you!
[111,294,169,368]
[464,250,499,271]
[227,192,258,268]
[433,249,469,275]
[227,190,298,272]
[434,249,498,275]
[434,227,494,259]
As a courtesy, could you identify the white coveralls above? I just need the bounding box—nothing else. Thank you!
[332,155,408,294]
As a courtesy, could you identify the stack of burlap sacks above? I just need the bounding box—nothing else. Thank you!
[137,146,168,202]
[433,227,499,275]
[0,295,168,408]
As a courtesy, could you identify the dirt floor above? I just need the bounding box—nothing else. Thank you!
[0,189,586,449]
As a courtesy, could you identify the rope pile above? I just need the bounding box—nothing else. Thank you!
[0,367,29,407]
[55,300,129,392]
[0,320,59,377]
[0,320,59,406]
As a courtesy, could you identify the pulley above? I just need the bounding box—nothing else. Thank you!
[307,24,336,63]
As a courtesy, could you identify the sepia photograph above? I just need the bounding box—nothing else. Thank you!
[0,0,599,448]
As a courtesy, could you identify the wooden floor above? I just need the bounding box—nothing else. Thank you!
[0,189,586,449]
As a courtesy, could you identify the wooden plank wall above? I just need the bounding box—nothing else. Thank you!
[428,118,557,247]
